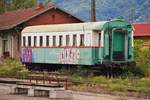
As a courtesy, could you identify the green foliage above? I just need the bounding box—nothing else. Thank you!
[120,66,145,78]
[46,0,52,3]
[0,59,29,78]
[134,40,150,77]
[0,0,37,13]
[71,74,150,94]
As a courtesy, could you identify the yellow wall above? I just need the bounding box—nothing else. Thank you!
[134,36,150,47]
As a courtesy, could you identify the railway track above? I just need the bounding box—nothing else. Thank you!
[0,72,72,90]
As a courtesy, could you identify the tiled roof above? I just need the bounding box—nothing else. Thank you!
[133,22,150,36]
[0,3,83,30]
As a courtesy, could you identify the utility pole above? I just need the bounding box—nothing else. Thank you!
[91,0,96,22]
[130,0,136,23]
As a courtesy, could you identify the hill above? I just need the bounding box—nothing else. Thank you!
[52,0,150,22]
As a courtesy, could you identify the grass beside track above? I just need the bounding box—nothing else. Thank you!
[69,75,150,98]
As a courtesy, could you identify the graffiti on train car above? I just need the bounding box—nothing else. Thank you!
[58,48,80,64]
[22,48,32,62]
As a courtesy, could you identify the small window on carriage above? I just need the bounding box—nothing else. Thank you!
[23,36,26,47]
[46,36,49,46]
[52,36,56,46]
[99,33,101,46]
[34,36,37,47]
[66,35,70,46]
[39,36,43,47]
[28,36,31,47]
[80,34,85,46]
[73,34,77,46]
[59,35,63,46]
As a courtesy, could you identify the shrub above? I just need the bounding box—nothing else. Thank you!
[0,58,29,78]
[134,40,150,77]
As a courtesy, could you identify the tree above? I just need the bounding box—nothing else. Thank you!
[37,0,52,3]
[0,0,37,13]
[46,0,52,3]
[0,0,5,13]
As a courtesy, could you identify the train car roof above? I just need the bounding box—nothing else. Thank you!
[22,21,108,33]
[22,19,131,33]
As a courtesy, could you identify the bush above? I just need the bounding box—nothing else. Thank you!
[0,59,29,78]
[134,40,150,77]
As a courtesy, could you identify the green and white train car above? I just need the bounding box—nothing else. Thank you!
[21,19,134,67]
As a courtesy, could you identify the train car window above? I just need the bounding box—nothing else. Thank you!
[59,35,63,46]
[99,33,101,46]
[28,36,31,47]
[23,36,26,47]
[46,36,49,46]
[39,36,43,47]
[73,34,77,46]
[34,36,37,47]
[80,34,85,46]
[52,36,56,46]
[66,35,70,46]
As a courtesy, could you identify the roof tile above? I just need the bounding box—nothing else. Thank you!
[0,4,83,30]
[133,22,150,36]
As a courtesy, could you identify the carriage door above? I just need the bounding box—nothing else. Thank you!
[112,29,125,61]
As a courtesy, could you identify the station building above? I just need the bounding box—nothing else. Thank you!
[0,3,83,59]
[133,22,150,46]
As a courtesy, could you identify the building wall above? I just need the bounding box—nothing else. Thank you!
[0,30,22,59]
[26,8,82,26]
[134,36,150,46]
[12,32,20,59]
[0,36,2,57]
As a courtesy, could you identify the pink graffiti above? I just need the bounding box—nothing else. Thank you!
[58,48,80,64]
[22,48,32,62]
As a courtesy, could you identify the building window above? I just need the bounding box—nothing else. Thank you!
[46,36,49,46]
[34,36,37,47]
[2,39,8,52]
[59,35,63,46]
[80,34,84,46]
[73,34,77,46]
[66,35,70,46]
[39,36,43,46]
[52,36,56,46]
[23,36,26,47]
[28,36,31,47]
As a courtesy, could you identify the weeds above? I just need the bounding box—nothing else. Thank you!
[70,73,150,94]
[0,58,29,78]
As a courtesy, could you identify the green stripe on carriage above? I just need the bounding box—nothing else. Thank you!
[31,48,103,65]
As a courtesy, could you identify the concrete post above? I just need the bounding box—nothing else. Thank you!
[49,90,72,99]
[49,90,56,99]
[28,88,34,97]
[10,85,17,94]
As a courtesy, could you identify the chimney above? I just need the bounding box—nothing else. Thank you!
[38,2,44,8]
[37,0,46,9]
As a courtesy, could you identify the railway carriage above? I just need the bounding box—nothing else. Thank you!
[21,19,134,69]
